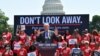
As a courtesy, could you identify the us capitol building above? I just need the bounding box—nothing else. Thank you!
[41,0,65,15]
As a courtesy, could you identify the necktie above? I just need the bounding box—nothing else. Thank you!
[45,31,48,39]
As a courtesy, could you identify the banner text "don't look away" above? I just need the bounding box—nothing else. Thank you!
[20,16,82,24]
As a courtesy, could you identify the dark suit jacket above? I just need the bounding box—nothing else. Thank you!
[36,30,57,43]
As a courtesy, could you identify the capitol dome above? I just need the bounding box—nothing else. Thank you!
[41,0,65,15]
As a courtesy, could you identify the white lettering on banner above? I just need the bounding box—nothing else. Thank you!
[62,16,82,24]
[25,17,29,24]
[20,16,82,25]
[42,17,45,24]
[77,16,82,23]
[73,16,77,23]
[42,16,60,24]
[20,17,24,24]
[20,17,40,24]
[37,17,40,24]
[46,16,50,23]
[67,17,73,23]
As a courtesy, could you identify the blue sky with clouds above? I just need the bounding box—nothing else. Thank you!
[0,0,100,25]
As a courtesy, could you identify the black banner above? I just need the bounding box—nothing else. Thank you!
[14,15,89,35]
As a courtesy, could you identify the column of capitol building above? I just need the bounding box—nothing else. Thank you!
[41,0,65,15]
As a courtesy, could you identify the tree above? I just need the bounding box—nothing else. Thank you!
[91,15,100,31]
[0,9,9,34]
[89,21,93,32]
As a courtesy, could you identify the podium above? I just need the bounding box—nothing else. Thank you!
[35,43,57,56]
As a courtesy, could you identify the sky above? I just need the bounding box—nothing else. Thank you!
[0,0,100,25]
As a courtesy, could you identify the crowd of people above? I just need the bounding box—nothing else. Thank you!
[54,29,100,56]
[0,24,100,56]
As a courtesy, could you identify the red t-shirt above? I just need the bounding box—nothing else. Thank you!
[81,46,91,56]
[65,34,72,42]
[2,32,12,41]
[81,35,90,43]
[3,50,13,56]
[13,41,22,54]
[19,34,27,43]
[92,35,99,42]
[17,48,27,56]
[77,35,82,43]
[56,47,71,56]
[90,42,95,51]
[85,33,91,39]
[61,48,71,56]
[3,40,10,45]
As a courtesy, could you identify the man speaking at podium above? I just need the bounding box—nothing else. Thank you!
[37,23,57,43]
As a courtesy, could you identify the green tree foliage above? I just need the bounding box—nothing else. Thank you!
[0,9,9,34]
[89,22,93,32]
[91,15,100,31]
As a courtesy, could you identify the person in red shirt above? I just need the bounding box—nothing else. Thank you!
[81,31,90,49]
[2,28,12,45]
[25,37,32,52]
[81,31,90,44]
[17,43,27,56]
[91,29,99,43]
[17,30,27,44]
[68,29,82,49]
[73,29,82,43]
[61,43,71,56]
[3,45,13,56]
[53,28,61,43]
[84,29,91,39]
[55,42,71,56]
[64,30,72,43]
[31,29,37,42]
[55,35,65,56]
[81,41,91,56]
[89,37,96,51]
[13,36,22,56]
